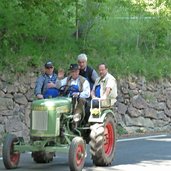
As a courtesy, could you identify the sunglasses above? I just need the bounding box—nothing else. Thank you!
[46,67,53,69]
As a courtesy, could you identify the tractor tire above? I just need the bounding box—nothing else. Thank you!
[2,134,20,169]
[69,137,86,171]
[89,114,116,166]
[32,151,54,163]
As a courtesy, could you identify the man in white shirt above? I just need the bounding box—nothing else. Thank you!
[91,63,117,107]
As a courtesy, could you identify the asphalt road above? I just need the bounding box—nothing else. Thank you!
[0,134,171,171]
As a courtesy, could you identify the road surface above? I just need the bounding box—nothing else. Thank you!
[0,134,171,171]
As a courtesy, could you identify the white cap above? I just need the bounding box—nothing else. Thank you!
[77,53,87,61]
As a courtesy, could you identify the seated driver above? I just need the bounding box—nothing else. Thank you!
[56,64,90,119]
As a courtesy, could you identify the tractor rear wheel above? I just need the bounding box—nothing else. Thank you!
[2,134,20,169]
[32,151,54,163]
[69,137,86,171]
[89,114,116,166]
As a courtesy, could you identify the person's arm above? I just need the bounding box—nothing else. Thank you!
[55,69,66,88]
[34,76,45,99]
[111,78,117,98]
[47,73,58,88]
[56,77,67,89]
[91,87,96,98]
[90,79,99,98]
[101,87,111,99]
[79,80,90,98]
[47,82,56,88]
[57,69,65,80]
[91,69,98,83]
[101,78,117,99]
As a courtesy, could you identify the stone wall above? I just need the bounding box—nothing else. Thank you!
[116,76,171,133]
[0,72,171,143]
[0,72,36,142]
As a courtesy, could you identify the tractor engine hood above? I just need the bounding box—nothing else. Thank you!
[32,97,72,113]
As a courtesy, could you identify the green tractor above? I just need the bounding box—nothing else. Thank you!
[2,94,117,171]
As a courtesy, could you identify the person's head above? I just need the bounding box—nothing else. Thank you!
[44,61,54,75]
[98,63,108,78]
[69,64,80,80]
[77,53,87,70]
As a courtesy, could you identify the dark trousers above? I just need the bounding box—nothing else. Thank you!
[72,97,91,124]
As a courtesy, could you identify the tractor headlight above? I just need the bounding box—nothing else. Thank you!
[73,113,81,122]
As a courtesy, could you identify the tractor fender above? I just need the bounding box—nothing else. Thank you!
[88,109,117,123]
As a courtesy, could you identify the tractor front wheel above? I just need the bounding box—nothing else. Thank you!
[69,137,86,171]
[89,114,116,166]
[2,134,20,169]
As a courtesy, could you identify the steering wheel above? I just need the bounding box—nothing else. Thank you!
[58,85,72,96]
[59,85,80,96]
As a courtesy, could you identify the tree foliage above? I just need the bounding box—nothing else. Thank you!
[0,0,171,79]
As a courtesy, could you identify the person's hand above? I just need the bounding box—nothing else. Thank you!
[47,82,55,88]
[72,92,80,97]
[92,95,96,99]
[37,94,44,99]
[101,94,107,100]
[91,92,96,99]
[58,69,65,79]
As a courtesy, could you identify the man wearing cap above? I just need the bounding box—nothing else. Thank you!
[56,64,90,120]
[77,53,98,90]
[34,61,59,99]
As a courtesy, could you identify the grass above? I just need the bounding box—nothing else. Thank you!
[1,43,171,81]
[117,125,128,136]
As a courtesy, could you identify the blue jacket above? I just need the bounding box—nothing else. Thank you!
[34,73,57,97]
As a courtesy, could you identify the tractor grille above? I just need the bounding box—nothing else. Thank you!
[32,111,48,131]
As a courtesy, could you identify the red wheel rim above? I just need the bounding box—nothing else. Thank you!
[10,143,19,165]
[10,153,20,164]
[76,144,84,166]
[104,122,114,156]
